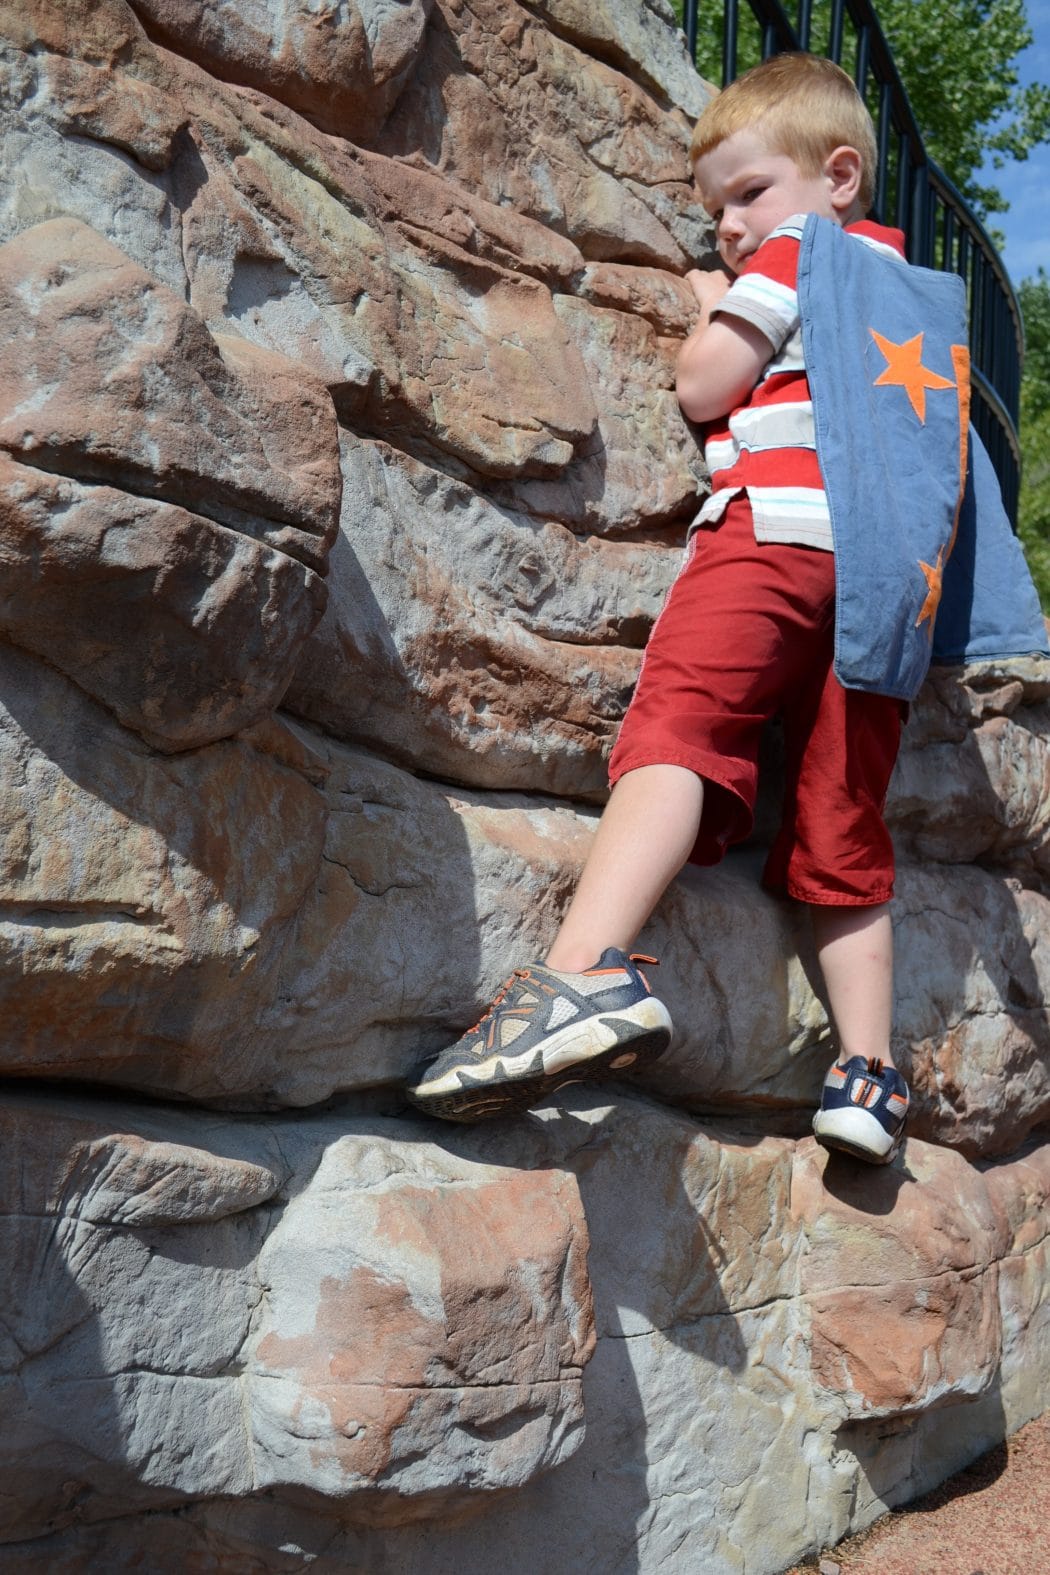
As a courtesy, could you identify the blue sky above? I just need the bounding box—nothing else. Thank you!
[981,0,1050,284]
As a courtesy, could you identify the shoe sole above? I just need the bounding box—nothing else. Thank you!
[407,1001,673,1123]
[813,1106,902,1165]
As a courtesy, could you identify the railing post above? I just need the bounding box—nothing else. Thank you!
[942,204,955,275]
[895,134,912,236]
[854,22,871,96]
[875,82,892,224]
[796,0,813,50]
[722,1,739,86]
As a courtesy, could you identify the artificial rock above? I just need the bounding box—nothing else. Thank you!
[1,0,1048,1570]
[1,1092,1047,1570]
[0,1089,593,1542]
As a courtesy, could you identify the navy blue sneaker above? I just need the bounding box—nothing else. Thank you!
[406,949,673,1122]
[813,1055,909,1163]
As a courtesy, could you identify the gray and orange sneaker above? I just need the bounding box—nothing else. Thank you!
[406,949,673,1122]
[813,1055,910,1163]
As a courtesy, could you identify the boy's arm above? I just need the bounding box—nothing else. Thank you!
[675,268,774,424]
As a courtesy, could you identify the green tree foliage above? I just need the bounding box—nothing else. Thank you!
[874,0,1050,219]
[1018,270,1050,607]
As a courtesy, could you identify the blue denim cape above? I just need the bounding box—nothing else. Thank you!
[798,214,1047,700]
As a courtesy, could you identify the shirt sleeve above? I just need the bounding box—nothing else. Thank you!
[711,217,803,354]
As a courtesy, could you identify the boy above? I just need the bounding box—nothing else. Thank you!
[404,54,966,1162]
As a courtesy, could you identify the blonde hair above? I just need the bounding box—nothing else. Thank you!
[691,53,877,212]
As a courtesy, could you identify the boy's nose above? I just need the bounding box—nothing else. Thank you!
[718,209,743,240]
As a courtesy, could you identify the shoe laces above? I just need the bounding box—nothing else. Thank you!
[468,968,532,1034]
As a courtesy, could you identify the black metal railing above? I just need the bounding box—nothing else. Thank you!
[682,0,1024,522]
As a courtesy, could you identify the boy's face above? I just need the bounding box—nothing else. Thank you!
[694,128,841,273]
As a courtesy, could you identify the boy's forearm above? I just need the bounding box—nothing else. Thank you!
[675,269,733,418]
[675,306,772,424]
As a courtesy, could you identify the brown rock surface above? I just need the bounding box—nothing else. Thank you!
[0,218,339,572]
[129,0,435,142]
[794,1140,1006,1419]
[0,650,327,1094]
[370,0,706,266]
[2,680,1047,1163]
[889,658,1050,877]
[0,452,327,750]
[283,436,682,796]
[0,0,186,173]
[249,1139,593,1512]
[0,217,339,749]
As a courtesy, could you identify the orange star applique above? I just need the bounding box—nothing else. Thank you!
[915,549,945,636]
[870,329,956,422]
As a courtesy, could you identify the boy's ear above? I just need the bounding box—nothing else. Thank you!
[824,144,864,213]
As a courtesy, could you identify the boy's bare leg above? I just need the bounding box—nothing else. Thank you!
[406,763,695,1119]
[544,764,705,972]
[810,902,896,1067]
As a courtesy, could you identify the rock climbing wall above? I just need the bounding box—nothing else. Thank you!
[1,2,1047,1570]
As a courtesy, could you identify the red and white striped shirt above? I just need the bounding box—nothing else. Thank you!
[694,215,906,551]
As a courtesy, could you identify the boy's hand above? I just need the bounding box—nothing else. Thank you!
[683,267,732,313]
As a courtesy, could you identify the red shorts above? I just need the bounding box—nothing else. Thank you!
[608,497,904,906]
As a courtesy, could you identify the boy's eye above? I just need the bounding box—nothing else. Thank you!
[742,186,766,203]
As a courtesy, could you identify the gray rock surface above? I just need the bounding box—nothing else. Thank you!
[2,1090,1046,1569]
[0,1089,592,1542]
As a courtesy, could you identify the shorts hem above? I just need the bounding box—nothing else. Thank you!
[608,749,754,869]
[607,751,749,808]
[781,882,895,907]
[607,752,746,819]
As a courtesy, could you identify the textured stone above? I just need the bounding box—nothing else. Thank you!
[889,659,1050,876]
[284,434,680,795]
[0,1094,274,1543]
[2,12,605,488]
[0,0,186,174]
[794,1137,1006,1419]
[0,453,327,750]
[528,0,709,117]
[3,677,1047,1162]
[0,1089,592,1543]
[0,218,338,573]
[638,862,1050,1161]
[0,649,327,1096]
[890,865,1050,1158]
[0,16,188,291]
[577,258,701,333]
[248,1131,593,1515]
[129,0,435,142]
[349,144,588,290]
[494,291,706,531]
[372,0,709,267]
[4,1094,1046,1572]
[0,216,338,748]
[197,98,599,481]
